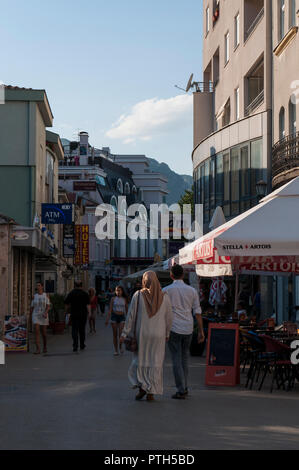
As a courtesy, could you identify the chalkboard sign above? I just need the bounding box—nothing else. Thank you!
[209,329,236,366]
[205,324,240,387]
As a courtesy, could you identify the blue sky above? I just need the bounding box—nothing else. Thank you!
[0,0,203,175]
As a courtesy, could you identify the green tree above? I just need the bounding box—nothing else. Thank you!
[178,185,195,218]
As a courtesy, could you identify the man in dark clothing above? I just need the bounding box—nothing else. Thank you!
[65,281,91,352]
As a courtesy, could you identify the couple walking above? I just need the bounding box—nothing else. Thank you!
[120,265,205,401]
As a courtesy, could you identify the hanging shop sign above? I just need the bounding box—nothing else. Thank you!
[42,204,74,225]
[73,181,97,191]
[74,225,89,266]
[63,224,75,258]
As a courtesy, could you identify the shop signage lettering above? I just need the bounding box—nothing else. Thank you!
[74,225,89,266]
[42,204,74,225]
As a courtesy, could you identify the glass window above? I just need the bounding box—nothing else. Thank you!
[223,153,230,217]
[240,145,250,211]
[235,13,240,48]
[204,160,210,223]
[206,6,210,34]
[230,147,240,216]
[225,32,230,64]
[279,107,286,140]
[200,165,205,205]
[215,153,224,207]
[279,0,285,41]
[289,99,297,135]
[235,87,240,120]
[250,139,263,203]
[209,158,215,216]
[289,0,296,28]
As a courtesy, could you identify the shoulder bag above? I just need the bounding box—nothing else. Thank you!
[124,292,140,353]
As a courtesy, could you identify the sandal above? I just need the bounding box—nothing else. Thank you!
[135,388,147,401]
[146,394,155,402]
[172,392,186,400]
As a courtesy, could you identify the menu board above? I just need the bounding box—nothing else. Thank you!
[4,316,28,352]
[208,329,236,366]
[205,323,240,386]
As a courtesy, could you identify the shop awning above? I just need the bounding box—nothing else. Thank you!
[179,177,299,275]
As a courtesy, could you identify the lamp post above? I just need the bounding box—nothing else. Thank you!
[256,180,267,202]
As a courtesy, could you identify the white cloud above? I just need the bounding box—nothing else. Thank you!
[106,94,192,143]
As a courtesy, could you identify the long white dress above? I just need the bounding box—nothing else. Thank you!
[122,291,173,395]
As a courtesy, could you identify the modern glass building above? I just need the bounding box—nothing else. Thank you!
[194,138,263,224]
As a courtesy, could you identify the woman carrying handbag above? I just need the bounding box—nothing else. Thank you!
[120,271,173,402]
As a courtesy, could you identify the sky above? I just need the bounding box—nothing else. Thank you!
[0,0,203,175]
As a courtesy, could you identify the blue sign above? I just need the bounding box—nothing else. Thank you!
[42,204,74,225]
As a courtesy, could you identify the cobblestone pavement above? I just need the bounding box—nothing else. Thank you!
[1,316,299,450]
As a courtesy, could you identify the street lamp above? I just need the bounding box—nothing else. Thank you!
[256,180,267,201]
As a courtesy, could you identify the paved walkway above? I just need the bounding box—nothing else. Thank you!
[1,316,299,450]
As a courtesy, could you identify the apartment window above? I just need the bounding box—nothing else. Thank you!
[235,87,240,120]
[245,57,264,116]
[289,0,296,27]
[224,32,230,64]
[235,13,240,48]
[223,153,230,217]
[230,148,240,216]
[206,6,210,35]
[222,99,231,127]
[289,99,297,135]
[279,0,286,41]
[279,107,286,140]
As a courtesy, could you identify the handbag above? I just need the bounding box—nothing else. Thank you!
[124,292,140,352]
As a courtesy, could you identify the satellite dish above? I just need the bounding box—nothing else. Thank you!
[186,74,194,92]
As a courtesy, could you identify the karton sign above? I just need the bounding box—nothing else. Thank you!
[42,204,74,225]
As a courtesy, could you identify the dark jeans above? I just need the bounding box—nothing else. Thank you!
[71,314,87,350]
[168,331,192,394]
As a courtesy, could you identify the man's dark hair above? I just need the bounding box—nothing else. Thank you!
[75,280,83,288]
[171,264,184,280]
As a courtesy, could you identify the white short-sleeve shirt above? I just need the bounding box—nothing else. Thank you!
[31,293,50,326]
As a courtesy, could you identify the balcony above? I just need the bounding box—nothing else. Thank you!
[245,90,264,117]
[272,132,299,188]
[244,6,264,42]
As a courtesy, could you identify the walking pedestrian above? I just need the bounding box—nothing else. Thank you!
[65,281,91,352]
[105,286,128,356]
[98,290,107,316]
[30,283,50,355]
[163,265,205,399]
[120,271,173,402]
[88,287,98,333]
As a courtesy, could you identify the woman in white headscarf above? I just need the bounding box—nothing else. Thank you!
[120,271,173,401]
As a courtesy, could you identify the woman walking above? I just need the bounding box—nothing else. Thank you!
[120,271,173,402]
[30,283,51,354]
[88,288,98,333]
[106,286,128,355]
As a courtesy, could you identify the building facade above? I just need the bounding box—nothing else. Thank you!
[59,133,169,290]
[194,1,299,320]
[0,86,64,315]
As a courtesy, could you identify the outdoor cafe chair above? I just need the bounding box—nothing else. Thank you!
[258,335,297,393]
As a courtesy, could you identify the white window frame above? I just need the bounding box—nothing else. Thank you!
[234,13,240,48]
[206,6,210,35]
[235,87,240,121]
[224,31,230,64]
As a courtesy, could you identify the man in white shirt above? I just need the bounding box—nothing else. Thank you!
[163,265,205,399]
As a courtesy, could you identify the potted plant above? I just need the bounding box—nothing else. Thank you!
[49,294,66,335]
